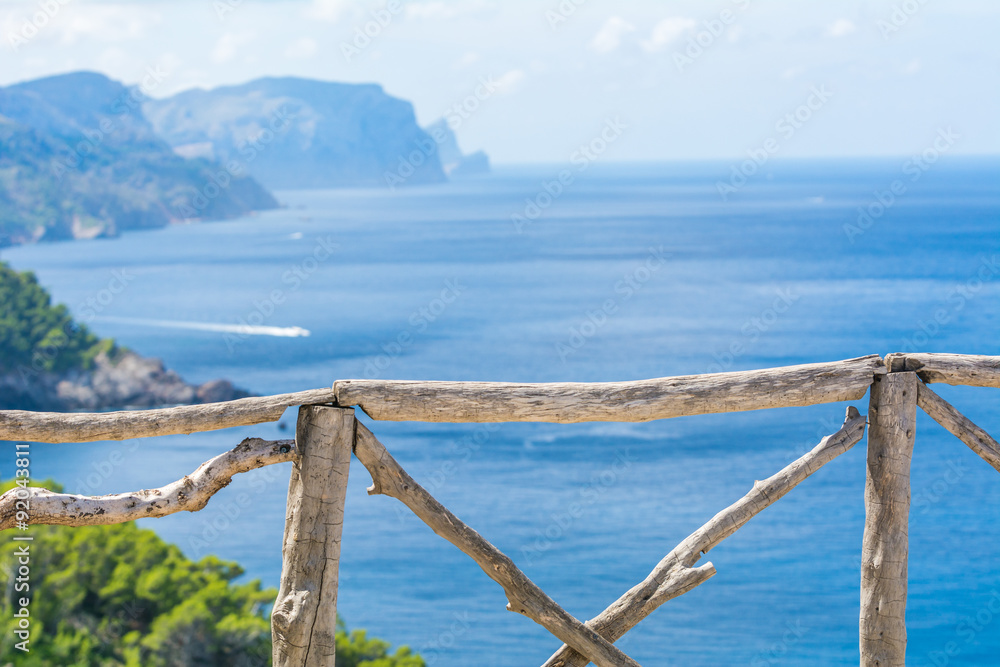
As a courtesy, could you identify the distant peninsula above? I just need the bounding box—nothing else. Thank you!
[0,262,248,412]
[0,72,491,249]
[0,72,277,247]
[144,77,451,189]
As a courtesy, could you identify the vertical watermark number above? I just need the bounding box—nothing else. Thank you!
[11,442,34,653]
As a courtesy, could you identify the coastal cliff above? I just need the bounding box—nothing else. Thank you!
[0,262,248,412]
[144,77,448,189]
[0,72,278,247]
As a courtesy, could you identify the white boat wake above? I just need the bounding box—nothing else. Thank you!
[95,316,311,338]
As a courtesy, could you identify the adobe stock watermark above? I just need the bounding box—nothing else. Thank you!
[898,253,998,353]
[520,448,635,565]
[749,620,808,666]
[706,287,800,373]
[72,440,141,497]
[225,235,338,352]
[927,590,1000,666]
[214,0,244,20]
[176,105,294,221]
[673,0,754,72]
[426,424,499,494]
[512,117,627,233]
[877,0,931,39]
[545,0,588,29]
[556,246,670,362]
[364,279,467,378]
[50,65,170,180]
[716,85,833,201]
[775,411,851,463]
[6,0,74,51]
[385,76,501,190]
[17,268,135,387]
[913,459,967,515]
[390,423,500,525]
[416,612,473,665]
[186,463,289,559]
[340,0,403,62]
[843,127,959,243]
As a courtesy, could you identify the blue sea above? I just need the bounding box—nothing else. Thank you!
[2,158,999,666]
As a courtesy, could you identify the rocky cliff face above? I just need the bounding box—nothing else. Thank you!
[0,72,278,247]
[144,77,447,189]
[0,350,249,412]
[423,118,491,176]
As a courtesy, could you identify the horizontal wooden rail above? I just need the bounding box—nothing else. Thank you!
[543,406,868,667]
[0,437,295,528]
[886,353,1000,388]
[353,422,640,667]
[0,388,335,443]
[334,356,884,423]
[917,382,1000,473]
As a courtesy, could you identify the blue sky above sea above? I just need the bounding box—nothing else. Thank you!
[1,0,997,164]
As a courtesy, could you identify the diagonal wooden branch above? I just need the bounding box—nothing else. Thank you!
[542,406,868,667]
[352,421,641,667]
[0,388,336,443]
[917,382,1000,473]
[0,437,295,529]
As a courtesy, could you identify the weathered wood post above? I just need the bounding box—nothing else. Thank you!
[860,371,917,666]
[272,406,355,666]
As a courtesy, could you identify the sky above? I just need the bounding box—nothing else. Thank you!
[1,0,998,163]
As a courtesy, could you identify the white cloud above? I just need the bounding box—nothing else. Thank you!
[304,0,347,23]
[589,16,635,54]
[406,1,491,20]
[285,36,318,59]
[211,32,255,64]
[903,58,921,75]
[828,19,856,37]
[494,68,524,95]
[452,51,480,69]
[640,17,695,53]
[782,66,805,79]
[97,46,130,72]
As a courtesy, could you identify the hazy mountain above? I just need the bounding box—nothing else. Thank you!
[424,118,490,177]
[144,77,447,189]
[0,72,277,247]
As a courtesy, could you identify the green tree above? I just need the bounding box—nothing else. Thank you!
[0,262,115,375]
[0,480,423,666]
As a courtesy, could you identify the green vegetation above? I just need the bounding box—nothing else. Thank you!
[0,262,115,375]
[1,71,278,248]
[0,479,424,666]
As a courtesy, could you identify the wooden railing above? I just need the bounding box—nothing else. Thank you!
[1,352,998,666]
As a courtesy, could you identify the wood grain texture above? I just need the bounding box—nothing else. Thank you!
[272,406,354,667]
[543,406,868,667]
[335,356,883,423]
[0,437,295,530]
[860,372,917,667]
[0,388,336,443]
[886,353,1000,388]
[353,421,640,667]
[917,382,1000,473]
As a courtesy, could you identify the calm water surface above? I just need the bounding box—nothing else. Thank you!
[3,159,999,665]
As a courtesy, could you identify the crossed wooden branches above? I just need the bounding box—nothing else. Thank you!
[1,352,997,666]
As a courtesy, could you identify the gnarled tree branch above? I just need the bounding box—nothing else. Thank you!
[0,437,295,529]
[0,388,335,443]
[353,421,640,667]
[542,406,868,667]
